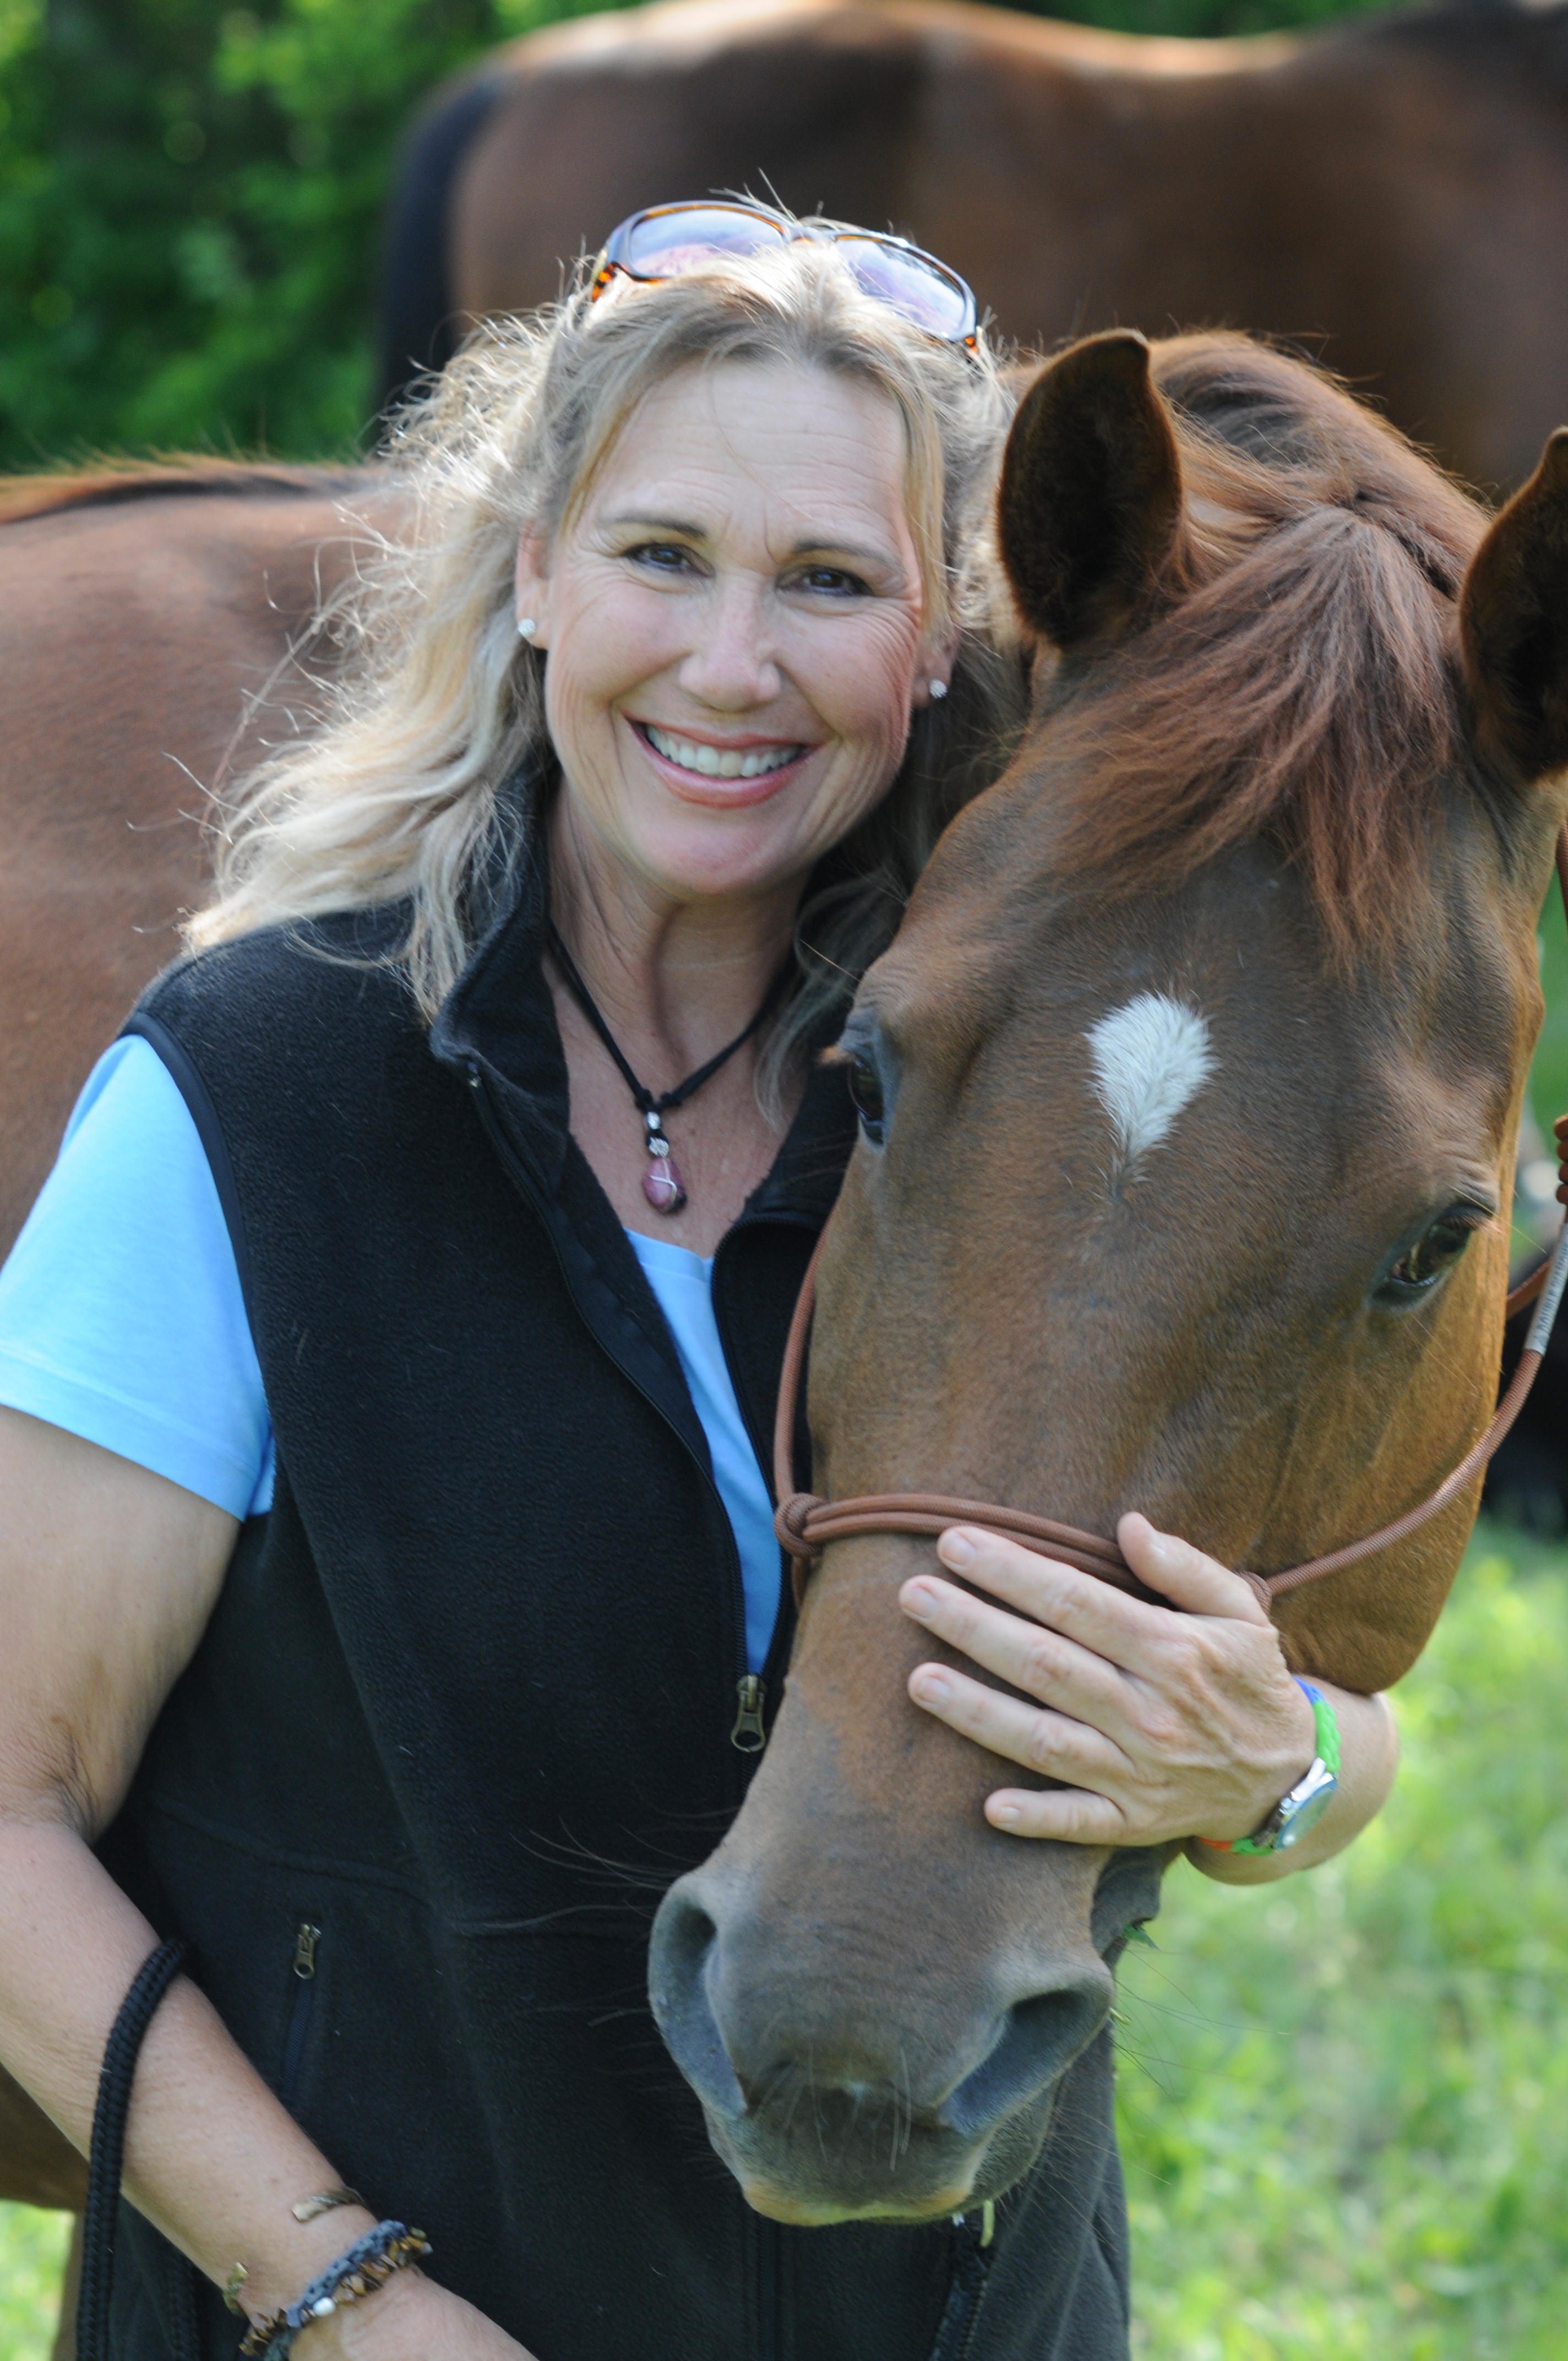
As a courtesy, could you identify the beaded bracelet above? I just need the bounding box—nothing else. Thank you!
[237,2222,431,2361]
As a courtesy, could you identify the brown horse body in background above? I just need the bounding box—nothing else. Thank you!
[383,0,1568,490]
[648,333,1568,2229]
[0,465,390,2245]
[0,466,387,1263]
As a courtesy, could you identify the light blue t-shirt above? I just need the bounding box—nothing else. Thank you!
[0,1037,781,1672]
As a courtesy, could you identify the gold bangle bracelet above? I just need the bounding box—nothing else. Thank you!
[291,2188,365,2225]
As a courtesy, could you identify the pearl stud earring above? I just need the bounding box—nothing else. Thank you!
[516,616,537,639]
[928,678,948,700]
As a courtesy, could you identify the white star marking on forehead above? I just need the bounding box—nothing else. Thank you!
[1085,993,1217,1169]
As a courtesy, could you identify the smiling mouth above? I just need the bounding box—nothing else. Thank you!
[642,723,808,781]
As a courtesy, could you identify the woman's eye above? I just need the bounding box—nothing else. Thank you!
[1384,1211,1482,1296]
[628,542,696,574]
[846,1053,886,1146]
[794,565,869,598]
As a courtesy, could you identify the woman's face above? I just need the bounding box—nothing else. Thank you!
[516,357,952,910]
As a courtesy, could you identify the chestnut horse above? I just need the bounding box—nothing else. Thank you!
[0,463,390,2250]
[383,0,1568,490]
[647,332,1568,2254]
[2,349,1564,2338]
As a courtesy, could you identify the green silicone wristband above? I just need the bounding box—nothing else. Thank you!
[1305,1683,1341,1776]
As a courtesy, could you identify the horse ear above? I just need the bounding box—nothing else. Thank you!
[1461,428,1568,784]
[997,329,1185,650]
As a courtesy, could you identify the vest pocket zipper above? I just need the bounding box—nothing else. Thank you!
[730,1674,767,1753]
[280,1921,320,2108]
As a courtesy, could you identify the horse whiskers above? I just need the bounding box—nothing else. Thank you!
[505,1823,716,1896]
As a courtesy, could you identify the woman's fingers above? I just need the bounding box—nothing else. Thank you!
[1117,1511,1272,1626]
[983,1786,1130,1842]
[906,1660,1132,1786]
[900,1569,1133,1737]
[900,1514,1315,1848]
[904,1661,1143,1841]
[932,1525,1168,1667]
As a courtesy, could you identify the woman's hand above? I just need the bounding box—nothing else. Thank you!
[303,2269,541,2361]
[899,1511,1396,1876]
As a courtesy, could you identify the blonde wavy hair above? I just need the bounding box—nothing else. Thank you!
[189,231,1027,1080]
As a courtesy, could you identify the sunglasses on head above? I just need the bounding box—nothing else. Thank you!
[589,201,979,350]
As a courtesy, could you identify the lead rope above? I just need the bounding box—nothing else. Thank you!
[774,825,1568,1613]
[77,1941,191,2361]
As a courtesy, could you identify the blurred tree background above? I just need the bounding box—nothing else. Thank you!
[0,0,1389,473]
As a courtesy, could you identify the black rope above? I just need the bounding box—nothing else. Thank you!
[77,1940,188,2361]
[545,924,789,1120]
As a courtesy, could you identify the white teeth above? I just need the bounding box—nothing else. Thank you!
[645,724,803,780]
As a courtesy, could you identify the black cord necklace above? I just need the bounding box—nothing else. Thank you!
[546,923,791,1216]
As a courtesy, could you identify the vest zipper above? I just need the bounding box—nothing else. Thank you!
[927,2209,995,2361]
[280,1920,320,2108]
[730,1673,767,1753]
[463,1063,756,1764]
[712,1224,816,1747]
[756,2211,781,2361]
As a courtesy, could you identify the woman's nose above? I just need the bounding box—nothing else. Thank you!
[677,579,785,710]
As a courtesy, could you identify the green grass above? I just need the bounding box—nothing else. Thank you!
[2,1527,1566,2357]
[1529,878,1568,1154]
[1118,1524,1568,2358]
[0,2204,66,2361]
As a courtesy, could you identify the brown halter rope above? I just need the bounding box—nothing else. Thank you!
[772,829,1568,1617]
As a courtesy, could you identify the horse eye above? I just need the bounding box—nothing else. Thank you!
[1385,1211,1481,1295]
[847,1053,886,1146]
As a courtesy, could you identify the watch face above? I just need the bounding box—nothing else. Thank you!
[1275,1759,1337,1849]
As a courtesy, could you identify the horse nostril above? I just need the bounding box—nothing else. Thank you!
[940,1970,1112,2139]
[648,1881,745,2120]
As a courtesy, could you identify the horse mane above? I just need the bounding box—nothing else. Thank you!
[1038,331,1493,959]
[0,458,378,526]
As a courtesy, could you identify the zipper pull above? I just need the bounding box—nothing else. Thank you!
[292,1922,320,1979]
[730,1674,767,1754]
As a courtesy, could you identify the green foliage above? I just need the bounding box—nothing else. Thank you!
[1117,1527,1568,2358]
[0,0,1411,467]
[4,1531,1567,2353]
[0,0,618,467]
[0,2202,67,2361]
[1530,877,1568,1145]
[1046,0,1385,37]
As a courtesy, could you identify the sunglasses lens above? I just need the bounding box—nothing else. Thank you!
[619,206,790,278]
[835,237,974,340]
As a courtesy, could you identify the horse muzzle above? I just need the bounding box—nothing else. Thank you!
[648,1869,1114,2221]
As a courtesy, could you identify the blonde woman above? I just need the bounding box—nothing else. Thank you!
[0,210,1395,2361]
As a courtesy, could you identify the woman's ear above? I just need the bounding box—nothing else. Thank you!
[996,330,1186,651]
[514,531,552,650]
[1461,429,1568,784]
[911,623,963,708]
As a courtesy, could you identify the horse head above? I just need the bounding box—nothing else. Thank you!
[648,331,1568,2223]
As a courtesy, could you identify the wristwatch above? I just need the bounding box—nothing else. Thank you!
[1213,1680,1341,1857]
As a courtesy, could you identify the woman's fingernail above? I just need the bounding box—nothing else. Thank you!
[902,1580,939,1620]
[939,1530,977,1570]
[912,1672,951,1706]
[989,1801,1021,1827]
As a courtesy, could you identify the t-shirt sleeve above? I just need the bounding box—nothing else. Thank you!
[0,1034,274,1517]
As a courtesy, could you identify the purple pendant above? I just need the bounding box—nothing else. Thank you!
[643,1153,687,1215]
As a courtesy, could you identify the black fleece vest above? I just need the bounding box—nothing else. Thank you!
[99,866,1159,2361]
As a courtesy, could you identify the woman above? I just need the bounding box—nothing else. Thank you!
[0,210,1395,2361]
